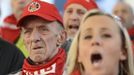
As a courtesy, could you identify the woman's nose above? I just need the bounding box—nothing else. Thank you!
[91,37,102,46]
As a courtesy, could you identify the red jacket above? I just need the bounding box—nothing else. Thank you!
[22,48,66,75]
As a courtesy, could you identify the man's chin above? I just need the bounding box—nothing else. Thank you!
[68,33,76,39]
[32,56,45,64]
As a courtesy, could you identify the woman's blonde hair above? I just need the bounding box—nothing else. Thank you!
[64,9,134,75]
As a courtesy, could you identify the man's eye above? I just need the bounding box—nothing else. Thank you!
[77,10,85,15]
[42,28,49,31]
[84,35,92,39]
[39,28,50,35]
[66,10,73,14]
[113,10,118,15]
[24,30,31,34]
[122,10,127,14]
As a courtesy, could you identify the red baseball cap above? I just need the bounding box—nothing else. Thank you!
[64,0,98,10]
[17,0,63,27]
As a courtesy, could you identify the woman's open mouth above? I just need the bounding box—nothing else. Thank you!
[91,53,102,67]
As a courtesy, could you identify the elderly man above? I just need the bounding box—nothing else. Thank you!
[112,1,134,53]
[12,0,66,75]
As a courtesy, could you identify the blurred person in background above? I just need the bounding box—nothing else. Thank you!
[112,1,134,53]
[0,0,31,57]
[11,0,30,20]
[64,10,134,75]
[11,0,66,75]
[62,0,98,53]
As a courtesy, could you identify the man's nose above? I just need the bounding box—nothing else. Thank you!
[30,30,41,43]
[70,12,79,21]
[116,12,124,18]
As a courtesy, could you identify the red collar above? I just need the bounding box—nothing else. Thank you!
[22,48,66,75]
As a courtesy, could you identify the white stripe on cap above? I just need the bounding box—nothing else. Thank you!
[40,0,55,4]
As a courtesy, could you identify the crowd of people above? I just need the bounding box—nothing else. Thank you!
[0,0,134,75]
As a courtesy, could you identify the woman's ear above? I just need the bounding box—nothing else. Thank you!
[78,55,81,63]
[78,49,82,63]
[57,30,67,46]
[120,49,127,61]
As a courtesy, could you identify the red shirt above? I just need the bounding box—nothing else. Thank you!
[0,27,20,43]
[22,48,66,75]
[71,70,80,75]
[128,27,134,54]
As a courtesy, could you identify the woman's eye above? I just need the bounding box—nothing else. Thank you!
[102,34,112,38]
[84,35,92,39]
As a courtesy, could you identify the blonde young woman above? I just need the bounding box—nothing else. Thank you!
[64,10,134,75]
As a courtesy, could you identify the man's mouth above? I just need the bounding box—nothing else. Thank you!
[91,53,102,66]
[68,25,79,30]
[33,46,43,50]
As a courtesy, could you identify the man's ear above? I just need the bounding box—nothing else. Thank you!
[57,30,67,46]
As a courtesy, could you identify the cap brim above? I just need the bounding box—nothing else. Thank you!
[17,12,56,27]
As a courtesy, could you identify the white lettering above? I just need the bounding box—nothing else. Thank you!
[23,63,56,75]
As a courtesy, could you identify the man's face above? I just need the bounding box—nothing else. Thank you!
[112,2,134,29]
[22,17,60,64]
[63,4,87,39]
[11,0,31,20]
[78,15,126,75]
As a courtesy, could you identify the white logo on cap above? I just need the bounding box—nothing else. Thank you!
[28,2,40,12]
[86,0,90,3]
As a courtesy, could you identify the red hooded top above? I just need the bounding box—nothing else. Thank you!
[22,48,66,75]
[0,14,20,44]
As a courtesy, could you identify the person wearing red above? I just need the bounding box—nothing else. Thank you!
[0,14,20,43]
[112,1,134,54]
[11,0,67,75]
[62,0,98,53]
[0,0,31,44]
[0,0,32,57]
[63,0,98,39]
